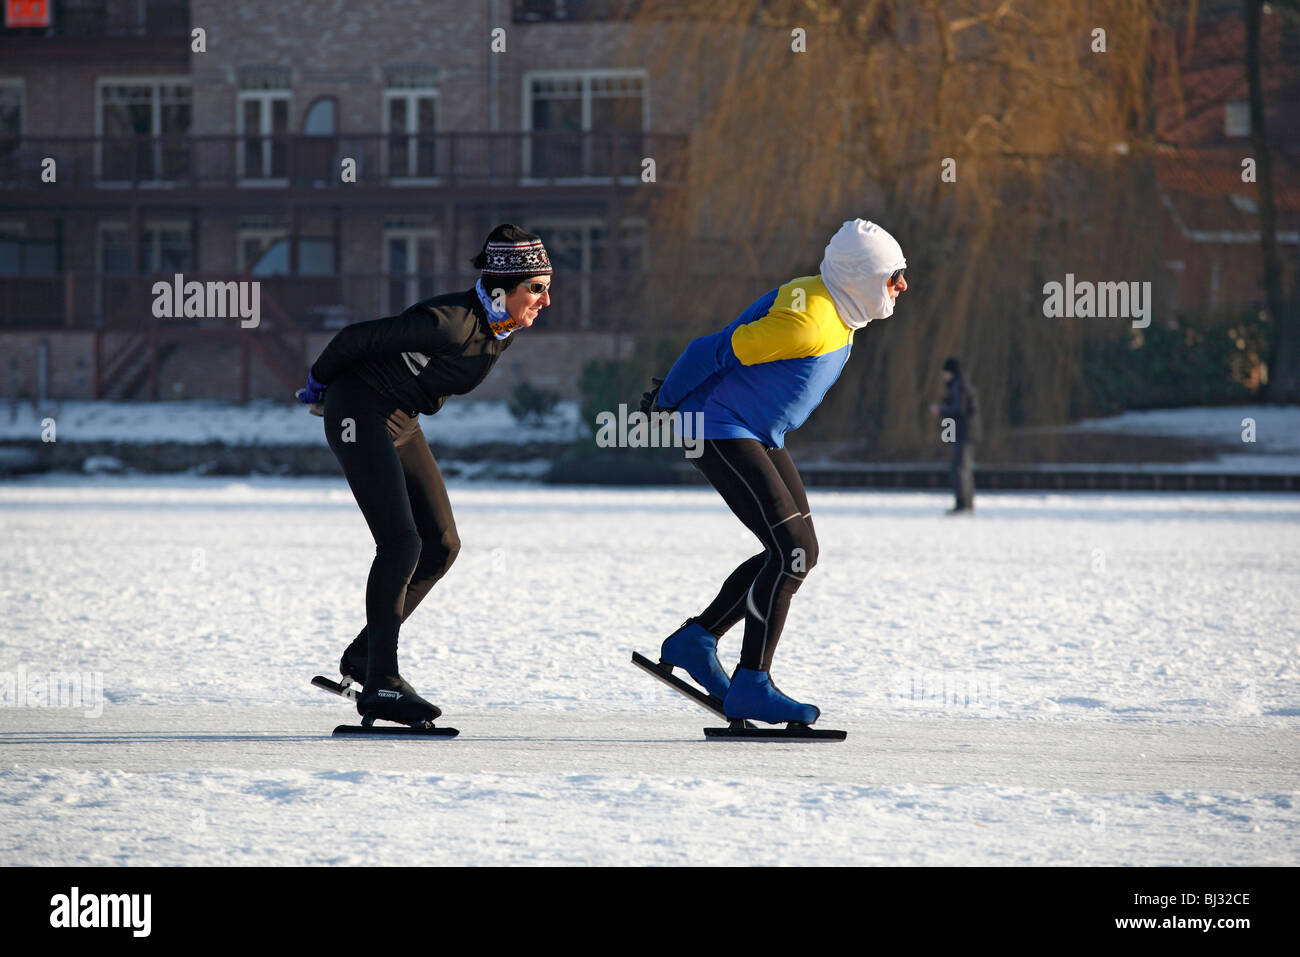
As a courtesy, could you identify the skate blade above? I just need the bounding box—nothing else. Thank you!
[312,675,360,701]
[631,651,729,719]
[704,721,846,742]
[332,724,459,737]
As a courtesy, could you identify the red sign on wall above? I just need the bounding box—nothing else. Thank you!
[5,0,51,28]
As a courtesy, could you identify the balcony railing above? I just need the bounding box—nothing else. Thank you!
[0,132,688,190]
[0,271,726,334]
[514,0,643,21]
[1,0,189,37]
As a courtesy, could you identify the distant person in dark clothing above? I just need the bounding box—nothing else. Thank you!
[930,357,980,513]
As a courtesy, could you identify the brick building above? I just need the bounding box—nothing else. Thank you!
[0,0,697,401]
[1152,5,1300,319]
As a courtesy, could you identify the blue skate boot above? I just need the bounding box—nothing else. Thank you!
[723,667,820,725]
[660,620,730,700]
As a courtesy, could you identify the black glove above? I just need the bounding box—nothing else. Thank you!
[639,376,669,415]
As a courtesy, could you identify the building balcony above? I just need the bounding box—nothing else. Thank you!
[513,0,643,21]
[0,270,678,334]
[0,0,189,60]
[0,131,688,201]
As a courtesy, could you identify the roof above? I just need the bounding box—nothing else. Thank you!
[1155,146,1300,240]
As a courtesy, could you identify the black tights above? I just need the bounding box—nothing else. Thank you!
[691,438,818,671]
[323,371,459,682]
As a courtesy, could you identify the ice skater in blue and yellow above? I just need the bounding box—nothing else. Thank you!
[642,219,909,728]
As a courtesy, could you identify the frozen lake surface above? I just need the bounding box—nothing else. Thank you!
[2,478,1297,865]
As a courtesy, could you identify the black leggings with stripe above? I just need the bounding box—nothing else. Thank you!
[692,438,819,671]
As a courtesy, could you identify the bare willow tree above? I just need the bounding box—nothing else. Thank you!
[629,0,1184,455]
[1245,0,1300,402]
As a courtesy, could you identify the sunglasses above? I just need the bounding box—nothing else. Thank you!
[890,269,906,285]
[523,280,551,295]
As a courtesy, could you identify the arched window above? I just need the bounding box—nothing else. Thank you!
[303,97,336,135]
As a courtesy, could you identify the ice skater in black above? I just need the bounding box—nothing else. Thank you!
[295,224,552,726]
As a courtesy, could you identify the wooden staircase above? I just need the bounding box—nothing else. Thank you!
[92,283,309,401]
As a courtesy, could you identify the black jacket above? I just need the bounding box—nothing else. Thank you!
[939,374,982,443]
[310,288,513,415]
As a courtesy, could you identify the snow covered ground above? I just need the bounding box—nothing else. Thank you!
[0,398,582,447]
[1,478,1297,865]
[1072,404,1300,473]
[4,400,1298,473]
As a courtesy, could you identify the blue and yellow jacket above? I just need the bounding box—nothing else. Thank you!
[657,275,852,449]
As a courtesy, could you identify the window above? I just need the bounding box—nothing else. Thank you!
[58,0,188,36]
[0,222,57,275]
[1225,101,1250,138]
[383,219,438,312]
[237,224,282,273]
[295,97,339,185]
[96,78,191,182]
[248,239,334,276]
[514,1,636,20]
[531,219,646,268]
[524,70,646,179]
[0,81,22,161]
[98,225,132,276]
[237,68,291,182]
[0,223,21,275]
[98,221,192,274]
[527,218,646,327]
[236,224,333,276]
[384,67,439,182]
[1164,259,1184,311]
[303,98,336,135]
[95,220,192,321]
[1229,194,1258,215]
[589,74,644,136]
[148,223,192,274]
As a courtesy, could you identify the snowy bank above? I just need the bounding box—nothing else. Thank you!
[0,398,583,448]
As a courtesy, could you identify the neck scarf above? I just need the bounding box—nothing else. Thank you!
[476,279,521,340]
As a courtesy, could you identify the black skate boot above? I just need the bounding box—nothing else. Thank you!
[356,675,442,727]
[339,636,368,687]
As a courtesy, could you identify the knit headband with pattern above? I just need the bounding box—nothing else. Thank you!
[482,238,552,277]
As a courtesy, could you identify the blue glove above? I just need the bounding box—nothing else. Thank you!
[296,369,326,405]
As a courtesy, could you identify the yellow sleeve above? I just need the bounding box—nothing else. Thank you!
[730,310,825,366]
[729,276,850,366]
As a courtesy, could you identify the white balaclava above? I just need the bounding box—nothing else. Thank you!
[819,219,907,330]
